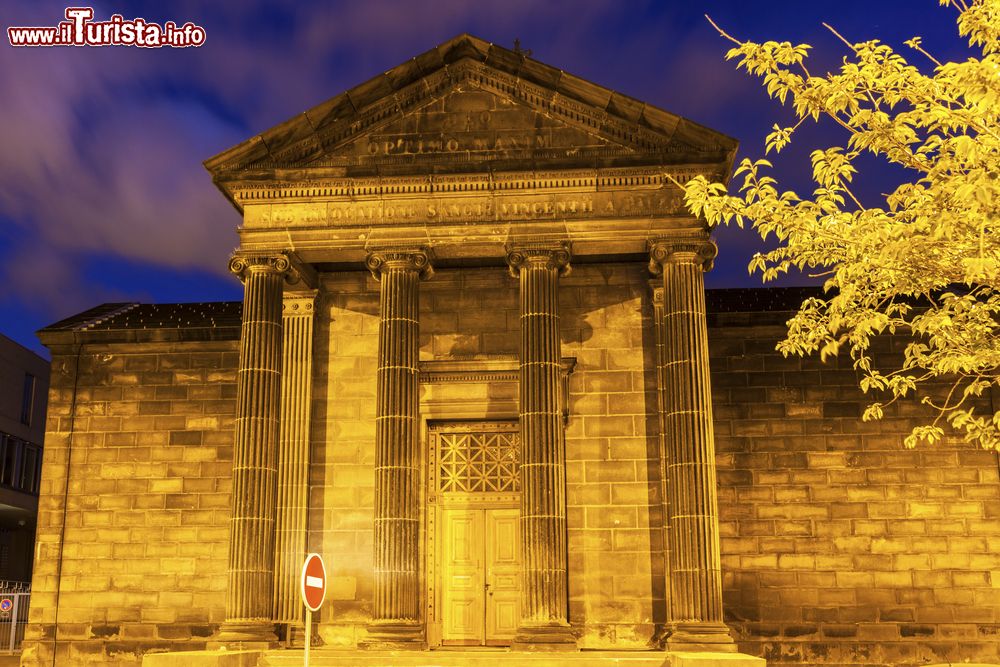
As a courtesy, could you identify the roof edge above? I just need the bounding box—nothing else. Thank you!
[204,32,738,178]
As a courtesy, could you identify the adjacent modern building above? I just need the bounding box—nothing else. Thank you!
[0,333,47,586]
[19,35,1000,667]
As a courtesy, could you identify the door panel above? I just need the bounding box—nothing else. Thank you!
[485,508,520,644]
[439,506,521,646]
[441,509,484,644]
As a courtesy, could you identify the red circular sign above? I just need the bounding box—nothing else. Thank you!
[300,553,326,612]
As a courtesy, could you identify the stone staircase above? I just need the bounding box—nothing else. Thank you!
[258,648,675,667]
[257,648,770,667]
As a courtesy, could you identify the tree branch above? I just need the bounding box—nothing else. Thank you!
[907,39,944,68]
[704,15,742,46]
[822,23,857,52]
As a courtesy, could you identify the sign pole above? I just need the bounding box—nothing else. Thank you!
[304,606,311,667]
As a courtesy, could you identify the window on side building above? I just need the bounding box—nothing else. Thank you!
[19,374,35,426]
[20,445,39,495]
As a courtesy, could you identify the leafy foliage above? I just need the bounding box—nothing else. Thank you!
[684,1,1000,449]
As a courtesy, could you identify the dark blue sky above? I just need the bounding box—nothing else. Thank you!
[0,1,974,356]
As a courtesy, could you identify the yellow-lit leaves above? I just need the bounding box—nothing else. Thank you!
[811,147,857,189]
[765,124,795,154]
[904,425,944,448]
[956,0,1000,54]
[689,1,1000,450]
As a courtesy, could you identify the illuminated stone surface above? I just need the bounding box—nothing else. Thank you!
[20,33,1000,667]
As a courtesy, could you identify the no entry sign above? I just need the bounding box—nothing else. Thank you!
[300,552,326,612]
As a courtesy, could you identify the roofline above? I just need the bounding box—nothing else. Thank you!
[204,32,738,180]
[0,331,50,365]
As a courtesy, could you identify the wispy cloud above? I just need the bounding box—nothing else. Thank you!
[7,0,948,351]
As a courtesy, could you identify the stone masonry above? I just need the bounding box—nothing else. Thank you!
[709,295,1000,666]
[22,330,239,666]
[22,287,1000,666]
[307,264,669,650]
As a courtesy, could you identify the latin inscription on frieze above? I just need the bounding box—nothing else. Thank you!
[245,190,683,229]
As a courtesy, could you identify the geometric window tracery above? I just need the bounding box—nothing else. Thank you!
[438,430,520,493]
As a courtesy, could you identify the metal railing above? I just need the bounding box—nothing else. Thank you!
[0,581,30,653]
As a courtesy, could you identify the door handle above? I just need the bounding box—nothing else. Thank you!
[485,582,492,595]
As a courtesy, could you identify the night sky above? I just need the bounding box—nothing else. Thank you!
[0,1,976,357]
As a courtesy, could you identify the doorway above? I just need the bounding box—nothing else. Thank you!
[427,422,521,647]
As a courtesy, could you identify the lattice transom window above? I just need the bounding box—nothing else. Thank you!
[438,430,520,493]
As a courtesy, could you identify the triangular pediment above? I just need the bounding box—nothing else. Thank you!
[310,82,634,167]
[205,34,737,184]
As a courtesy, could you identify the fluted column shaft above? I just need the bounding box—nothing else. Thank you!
[219,252,291,644]
[507,244,575,649]
[650,239,734,651]
[274,294,316,637]
[364,249,432,647]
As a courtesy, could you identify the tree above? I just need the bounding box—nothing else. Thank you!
[681,0,1000,450]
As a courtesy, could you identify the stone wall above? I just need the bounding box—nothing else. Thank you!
[24,284,1000,665]
[22,339,238,666]
[309,271,379,647]
[560,265,663,648]
[709,308,1000,666]
[311,263,665,649]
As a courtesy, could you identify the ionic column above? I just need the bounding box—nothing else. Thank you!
[506,243,576,649]
[364,248,432,647]
[218,251,292,644]
[273,293,317,643]
[649,238,735,651]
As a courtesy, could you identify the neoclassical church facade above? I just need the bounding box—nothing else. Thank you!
[21,35,1000,667]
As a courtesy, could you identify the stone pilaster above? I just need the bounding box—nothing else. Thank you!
[273,293,317,643]
[649,238,734,651]
[650,281,673,633]
[363,248,432,647]
[217,251,293,645]
[506,243,576,649]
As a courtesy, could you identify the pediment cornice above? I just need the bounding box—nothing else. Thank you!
[224,165,718,207]
[216,60,711,174]
[205,34,738,211]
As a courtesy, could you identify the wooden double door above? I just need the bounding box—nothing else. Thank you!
[439,506,519,646]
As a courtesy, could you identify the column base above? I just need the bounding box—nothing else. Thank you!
[282,622,307,648]
[360,621,427,650]
[665,622,736,653]
[208,620,278,650]
[666,650,766,667]
[511,622,577,651]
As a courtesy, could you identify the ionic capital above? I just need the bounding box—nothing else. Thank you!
[647,238,718,275]
[505,242,571,278]
[365,248,434,281]
[229,250,309,285]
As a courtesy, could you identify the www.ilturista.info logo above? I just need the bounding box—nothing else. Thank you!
[7,7,206,47]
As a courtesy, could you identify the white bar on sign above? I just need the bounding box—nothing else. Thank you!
[306,575,323,588]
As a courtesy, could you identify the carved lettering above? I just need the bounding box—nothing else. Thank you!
[243,190,683,229]
[329,203,420,223]
[497,197,592,220]
[363,133,552,156]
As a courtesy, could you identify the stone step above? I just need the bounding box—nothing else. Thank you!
[259,649,765,667]
[260,649,670,667]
